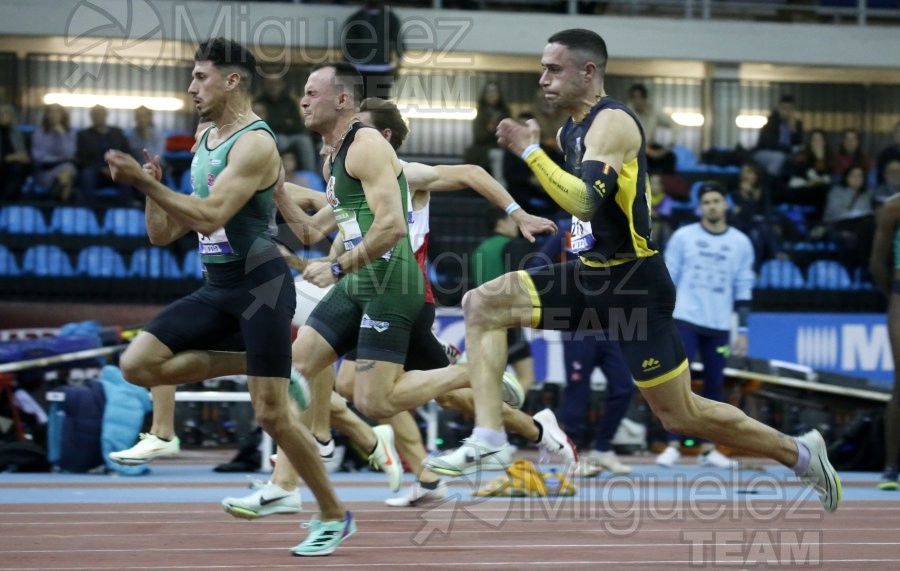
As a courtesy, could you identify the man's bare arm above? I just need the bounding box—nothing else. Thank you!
[336,129,406,273]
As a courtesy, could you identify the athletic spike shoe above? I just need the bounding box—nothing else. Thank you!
[291,511,356,556]
[878,468,899,491]
[698,449,738,469]
[288,368,310,411]
[385,480,448,507]
[423,435,512,477]
[109,433,180,465]
[532,408,578,465]
[221,480,302,519]
[368,425,403,492]
[500,370,526,409]
[796,429,842,512]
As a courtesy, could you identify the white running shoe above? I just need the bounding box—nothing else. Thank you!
[385,480,448,507]
[500,371,526,409]
[222,480,302,519]
[698,449,738,469]
[532,409,578,465]
[423,436,512,476]
[572,458,603,478]
[109,433,180,465]
[368,425,403,492]
[656,445,681,467]
[796,429,842,512]
[589,450,632,475]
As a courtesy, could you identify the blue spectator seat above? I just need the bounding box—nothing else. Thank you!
[672,145,698,172]
[756,259,805,289]
[22,245,76,277]
[76,246,128,278]
[806,259,852,290]
[852,267,877,291]
[182,249,203,280]
[0,206,49,234]
[0,245,21,276]
[295,170,326,193]
[130,247,183,279]
[19,176,51,198]
[49,207,103,235]
[103,208,146,237]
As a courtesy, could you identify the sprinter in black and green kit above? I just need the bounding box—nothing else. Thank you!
[104,38,354,556]
[286,63,474,426]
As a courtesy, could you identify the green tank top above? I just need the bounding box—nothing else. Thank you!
[893,224,900,270]
[325,123,414,266]
[191,120,278,264]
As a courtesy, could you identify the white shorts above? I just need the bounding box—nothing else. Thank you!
[292,277,333,328]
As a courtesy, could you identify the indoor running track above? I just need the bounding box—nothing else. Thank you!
[2,455,899,570]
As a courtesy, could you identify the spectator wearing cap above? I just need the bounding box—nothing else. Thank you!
[656,182,755,470]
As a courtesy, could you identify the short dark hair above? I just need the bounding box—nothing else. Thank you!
[485,206,508,233]
[547,29,608,74]
[629,83,648,99]
[359,98,409,150]
[195,38,257,91]
[312,62,364,106]
[697,181,727,201]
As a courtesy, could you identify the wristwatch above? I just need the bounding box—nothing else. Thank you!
[330,260,345,280]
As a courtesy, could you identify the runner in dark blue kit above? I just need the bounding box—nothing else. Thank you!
[425,29,841,514]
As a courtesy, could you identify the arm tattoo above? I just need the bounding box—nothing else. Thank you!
[355,360,377,373]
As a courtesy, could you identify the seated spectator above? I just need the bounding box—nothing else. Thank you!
[464,81,509,171]
[830,128,872,177]
[127,105,164,162]
[31,103,76,202]
[874,158,900,205]
[627,83,675,173]
[876,121,900,185]
[0,103,30,200]
[255,76,316,172]
[789,128,832,189]
[817,165,875,270]
[729,162,782,269]
[649,173,673,248]
[76,105,131,203]
[754,94,803,178]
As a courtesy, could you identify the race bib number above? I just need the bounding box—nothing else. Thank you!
[567,216,596,254]
[335,210,363,251]
[334,209,392,260]
[198,227,234,256]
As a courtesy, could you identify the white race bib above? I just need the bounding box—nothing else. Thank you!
[198,227,234,256]
[568,216,596,254]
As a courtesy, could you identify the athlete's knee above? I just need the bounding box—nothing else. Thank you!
[329,391,349,415]
[254,398,293,437]
[462,288,499,328]
[119,349,158,388]
[355,397,394,421]
[434,392,459,412]
[335,372,354,401]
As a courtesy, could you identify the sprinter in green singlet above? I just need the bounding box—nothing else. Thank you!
[283,63,474,423]
[870,194,900,490]
[104,38,354,556]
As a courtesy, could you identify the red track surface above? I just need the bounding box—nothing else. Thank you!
[2,500,899,570]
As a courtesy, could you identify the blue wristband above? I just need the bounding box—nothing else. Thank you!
[504,202,521,215]
[521,144,541,160]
